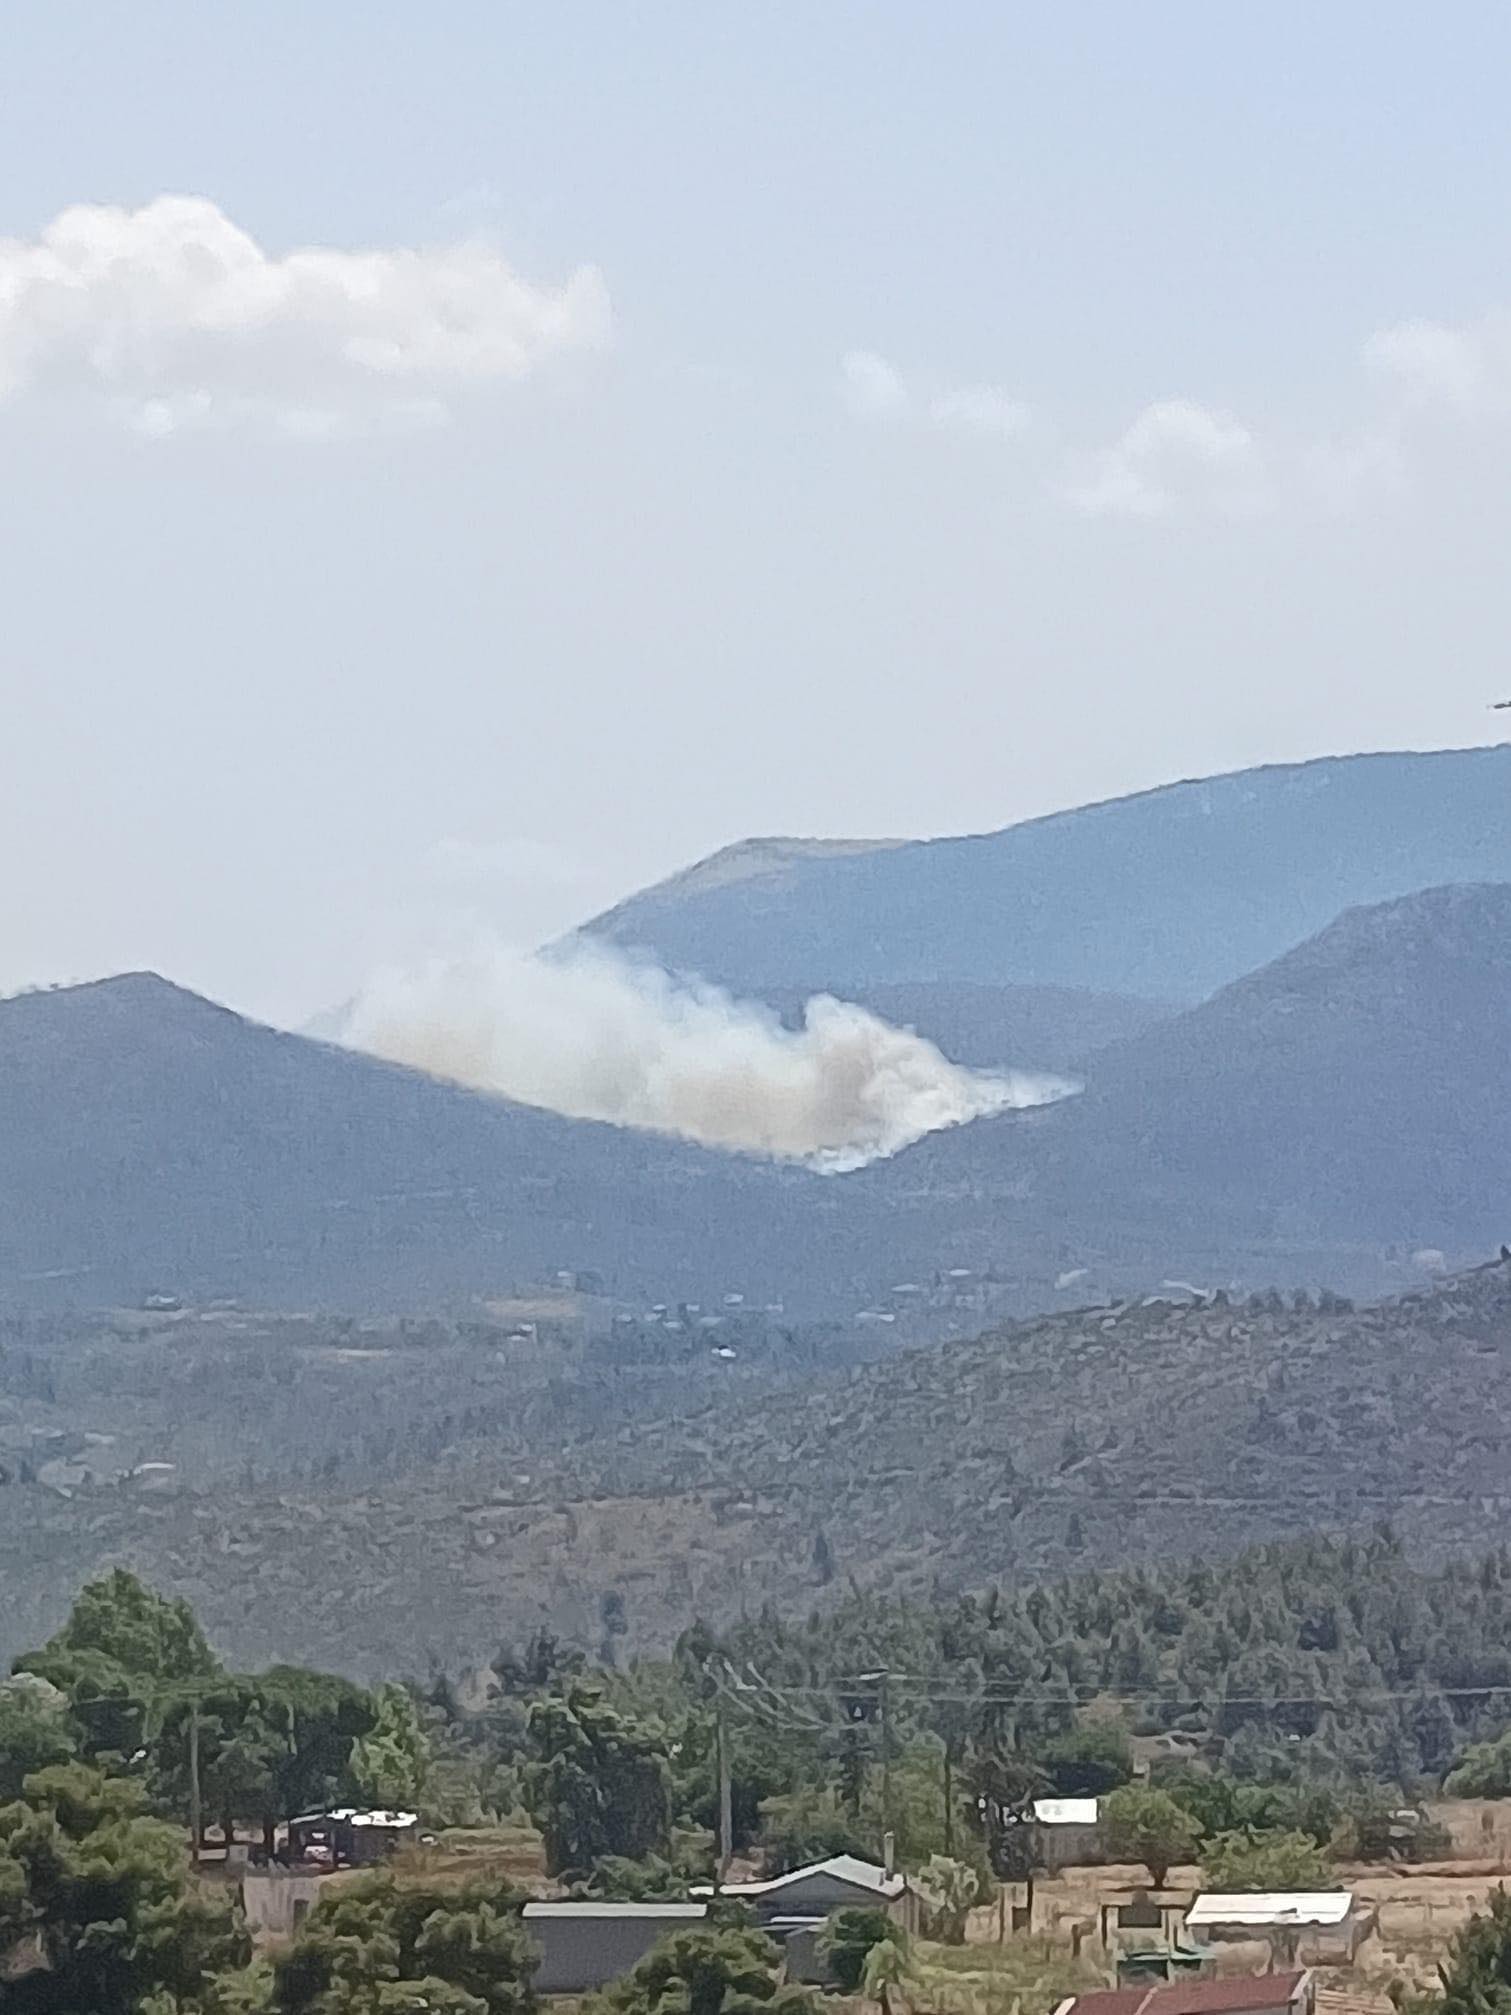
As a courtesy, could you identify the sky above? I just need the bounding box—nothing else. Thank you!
[3,2,1510,1024]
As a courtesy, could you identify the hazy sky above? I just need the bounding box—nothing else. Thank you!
[3,3,1510,1023]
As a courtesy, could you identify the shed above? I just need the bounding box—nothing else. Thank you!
[1185,1894,1365,1964]
[1034,1796,1103,1870]
[523,1901,708,1995]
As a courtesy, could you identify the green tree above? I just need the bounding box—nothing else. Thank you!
[0,1683,78,1801]
[17,1571,219,1764]
[861,1934,916,2015]
[272,1870,536,2015]
[818,1908,903,1992]
[1445,1731,1511,1798]
[524,1684,671,1877]
[592,1924,815,2015]
[1038,1722,1133,1798]
[1101,1785,1202,1890]
[351,1684,431,1812]
[1202,1827,1334,1892]
[918,1855,988,1944]
[0,1762,249,2015]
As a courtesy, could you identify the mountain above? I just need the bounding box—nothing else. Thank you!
[0,973,832,1313]
[880,882,1511,1268]
[6,878,1510,1317]
[578,745,1511,1000]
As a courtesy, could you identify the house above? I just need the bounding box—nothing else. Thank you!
[1034,1796,1103,1870]
[692,1853,919,1933]
[1054,1967,1315,2015]
[523,1901,708,1994]
[1185,1894,1367,1965]
[282,1808,420,1867]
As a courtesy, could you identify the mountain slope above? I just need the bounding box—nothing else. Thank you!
[5,1257,1510,1673]
[761,979,1175,1073]
[884,882,1511,1261]
[578,745,1511,1000]
[0,974,830,1312]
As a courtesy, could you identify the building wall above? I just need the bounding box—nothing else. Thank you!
[753,1876,917,1933]
[528,1916,699,1994]
[241,1870,327,1941]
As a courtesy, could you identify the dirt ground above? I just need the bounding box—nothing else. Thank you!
[955,1802,1511,2015]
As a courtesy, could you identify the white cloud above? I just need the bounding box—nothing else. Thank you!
[0,195,609,436]
[927,383,1030,440]
[840,348,1028,439]
[841,348,909,417]
[1061,397,1260,518]
[1364,316,1496,408]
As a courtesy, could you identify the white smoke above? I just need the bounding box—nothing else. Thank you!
[341,941,1074,1170]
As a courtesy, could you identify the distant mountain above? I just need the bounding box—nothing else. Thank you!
[578,746,1511,1000]
[0,974,829,1313]
[886,882,1511,1261]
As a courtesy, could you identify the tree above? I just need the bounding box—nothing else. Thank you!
[917,1855,988,1944]
[351,1683,431,1812]
[593,1924,816,2015]
[1202,1828,1334,1892]
[0,1762,249,2015]
[0,1683,78,1801]
[524,1684,671,1878]
[1445,1731,1511,1798]
[1101,1785,1202,1889]
[17,1571,219,1763]
[818,1908,902,1992]
[861,1934,915,2015]
[272,1870,537,2015]
[1038,1722,1133,1797]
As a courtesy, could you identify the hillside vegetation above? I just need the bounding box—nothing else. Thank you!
[2,1257,1510,1675]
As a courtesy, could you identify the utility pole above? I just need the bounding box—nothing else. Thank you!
[878,1670,891,1856]
[188,1699,202,1865]
[715,1697,733,1884]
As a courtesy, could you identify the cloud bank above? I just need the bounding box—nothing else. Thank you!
[343,941,1072,1169]
[0,195,609,435]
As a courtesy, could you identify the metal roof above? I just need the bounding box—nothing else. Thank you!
[523,1902,708,1920]
[1060,1971,1309,2015]
[694,1853,906,1900]
[1187,1893,1354,1928]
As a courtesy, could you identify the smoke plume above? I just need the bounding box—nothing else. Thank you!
[342,941,1073,1170]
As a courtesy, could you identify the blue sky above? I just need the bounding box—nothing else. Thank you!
[2,3,1509,1018]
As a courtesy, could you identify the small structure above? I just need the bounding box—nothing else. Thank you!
[241,1868,327,1940]
[523,1901,707,1995]
[283,1808,419,1867]
[1054,1969,1315,2015]
[692,1852,919,1933]
[1185,1894,1365,1965]
[1035,1796,1103,1870]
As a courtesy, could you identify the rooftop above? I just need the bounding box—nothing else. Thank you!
[1035,1797,1100,1826]
[1060,1972,1308,2015]
[523,1902,708,1921]
[692,1852,906,1900]
[1187,1893,1354,1928]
